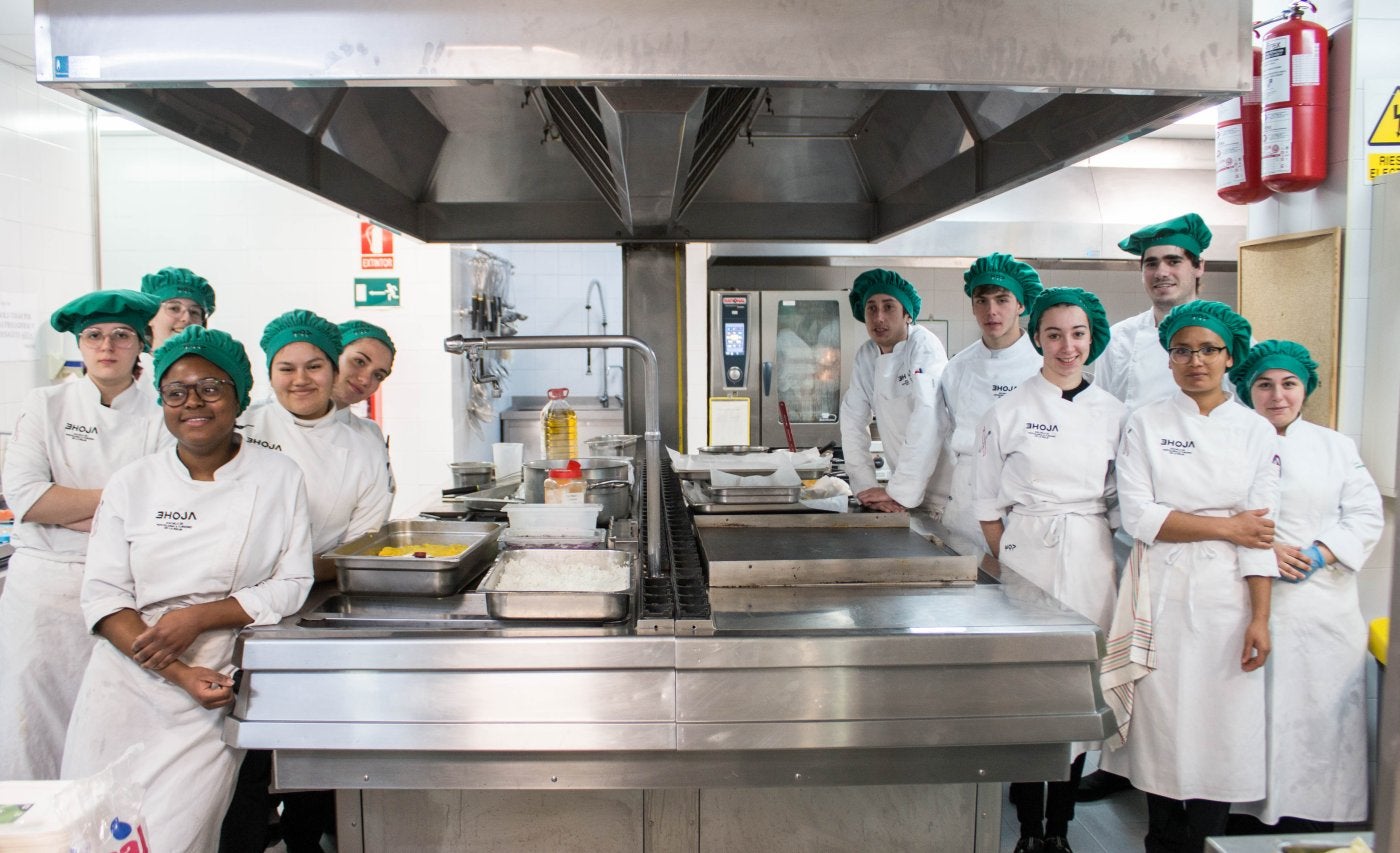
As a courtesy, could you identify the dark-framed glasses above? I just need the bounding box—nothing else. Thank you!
[1167,344,1227,364]
[159,378,235,406]
[78,328,140,349]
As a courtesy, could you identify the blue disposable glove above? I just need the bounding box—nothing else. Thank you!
[1282,544,1327,584]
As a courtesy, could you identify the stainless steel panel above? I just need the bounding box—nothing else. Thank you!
[675,662,1098,723]
[238,670,674,723]
[360,789,644,853]
[700,526,978,586]
[234,633,676,670]
[234,720,676,752]
[691,511,908,528]
[676,713,1111,750]
[697,785,975,853]
[974,783,1003,853]
[644,789,699,853]
[268,744,1074,790]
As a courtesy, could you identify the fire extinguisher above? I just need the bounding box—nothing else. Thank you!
[1216,44,1270,204]
[1260,1,1328,192]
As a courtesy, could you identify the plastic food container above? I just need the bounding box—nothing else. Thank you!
[505,503,602,536]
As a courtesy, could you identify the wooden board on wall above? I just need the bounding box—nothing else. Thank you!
[1237,227,1342,428]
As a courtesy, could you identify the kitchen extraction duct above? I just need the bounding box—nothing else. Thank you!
[34,0,1253,243]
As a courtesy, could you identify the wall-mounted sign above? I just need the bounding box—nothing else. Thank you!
[360,222,395,269]
[355,278,400,307]
[1367,85,1400,182]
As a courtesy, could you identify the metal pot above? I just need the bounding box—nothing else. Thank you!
[584,434,641,467]
[449,461,495,489]
[523,458,632,521]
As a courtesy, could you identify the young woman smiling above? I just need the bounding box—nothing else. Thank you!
[0,290,168,780]
[974,288,1126,853]
[62,326,312,851]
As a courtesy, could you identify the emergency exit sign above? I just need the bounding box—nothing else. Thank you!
[355,278,400,307]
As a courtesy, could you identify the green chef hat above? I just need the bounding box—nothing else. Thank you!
[1119,212,1213,257]
[140,267,216,318]
[1157,300,1252,368]
[259,309,343,372]
[1028,287,1112,365]
[962,253,1043,316]
[1229,339,1319,406]
[849,269,921,322]
[152,326,255,414]
[50,290,162,350]
[338,320,397,362]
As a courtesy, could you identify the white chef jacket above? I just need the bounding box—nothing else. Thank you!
[0,378,169,780]
[1104,391,1281,801]
[840,324,948,507]
[974,373,1126,634]
[930,333,1040,553]
[343,408,396,496]
[1237,417,1382,824]
[239,400,392,554]
[62,442,313,852]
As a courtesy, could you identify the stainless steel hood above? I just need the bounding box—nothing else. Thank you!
[34,0,1251,243]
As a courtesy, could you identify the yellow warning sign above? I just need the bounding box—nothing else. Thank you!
[1370,152,1400,182]
[1369,86,1400,145]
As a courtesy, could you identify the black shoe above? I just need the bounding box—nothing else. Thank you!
[1043,836,1073,853]
[1074,769,1131,802]
[1013,837,1045,853]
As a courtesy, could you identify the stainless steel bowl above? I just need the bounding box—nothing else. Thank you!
[449,461,495,489]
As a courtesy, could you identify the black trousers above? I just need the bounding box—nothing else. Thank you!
[1010,753,1088,838]
[1144,793,1231,853]
[219,749,336,853]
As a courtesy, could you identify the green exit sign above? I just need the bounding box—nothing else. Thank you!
[355,277,400,307]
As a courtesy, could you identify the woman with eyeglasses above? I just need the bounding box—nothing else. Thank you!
[1103,300,1280,853]
[61,326,313,851]
[1228,341,1381,833]
[0,291,170,780]
[140,266,217,351]
[219,309,390,853]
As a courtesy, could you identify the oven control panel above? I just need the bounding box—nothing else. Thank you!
[719,295,749,389]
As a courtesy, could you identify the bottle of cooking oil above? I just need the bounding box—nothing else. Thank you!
[541,387,578,460]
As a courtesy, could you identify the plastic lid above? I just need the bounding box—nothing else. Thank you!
[547,387,570,399]
[547,467,582,479]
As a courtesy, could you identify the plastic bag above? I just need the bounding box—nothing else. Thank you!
[61,745,152,853]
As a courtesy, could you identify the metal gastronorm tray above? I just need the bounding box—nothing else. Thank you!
[479,549,634,622]
[323,520,504,596]
[702,484,801,504]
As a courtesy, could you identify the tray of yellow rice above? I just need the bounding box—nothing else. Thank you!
[323,520,504,596]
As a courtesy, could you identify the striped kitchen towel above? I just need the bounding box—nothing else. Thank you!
[1100,540,1155,750]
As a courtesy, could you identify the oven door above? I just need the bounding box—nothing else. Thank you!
[757,290,859,449]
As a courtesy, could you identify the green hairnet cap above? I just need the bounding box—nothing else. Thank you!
[1028,287,1112,365]
[50,290,162,350]
[260,309,343,372]
[849,269,921,322]
[153,326,255,414]
[1229,339,1319,407]
[1157,300,1252,368]
[338,320,396,362]
[140,267,216,318]
[1119,212,1213,257]
[962,254,1043,316]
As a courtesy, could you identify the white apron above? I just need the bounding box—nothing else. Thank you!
[63,444,313,852]
[975,374,1126,636]
[1104,392,1281,801]
[240,401,391,554]
[1238,419,1382,824]
[0,379,167,780]
[840,325,947,508]
[933,334,1040,554]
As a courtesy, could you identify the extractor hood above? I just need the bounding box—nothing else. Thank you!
[34,0,1251,243]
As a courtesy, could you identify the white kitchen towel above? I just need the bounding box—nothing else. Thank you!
[1100,539,1156,750]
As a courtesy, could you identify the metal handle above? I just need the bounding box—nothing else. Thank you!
[587,480,630,491]
[762,361,772,396]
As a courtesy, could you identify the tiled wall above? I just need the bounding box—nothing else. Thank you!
[0,60,99,442]
[97,131,628,515]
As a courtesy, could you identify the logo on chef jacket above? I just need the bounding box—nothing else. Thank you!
[64,422,98,443]
[992,383,1016,399]
[1159,437,1196,457]
[244,435,283,452]
[154,509,198,532]
[1024,421,1059,440]
[896,370,913,387]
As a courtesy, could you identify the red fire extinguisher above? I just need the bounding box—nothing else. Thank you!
[1216,45,1270,204]
[1260,2,1328,192]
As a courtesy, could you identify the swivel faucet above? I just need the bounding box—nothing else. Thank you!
[445,333,664,578]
